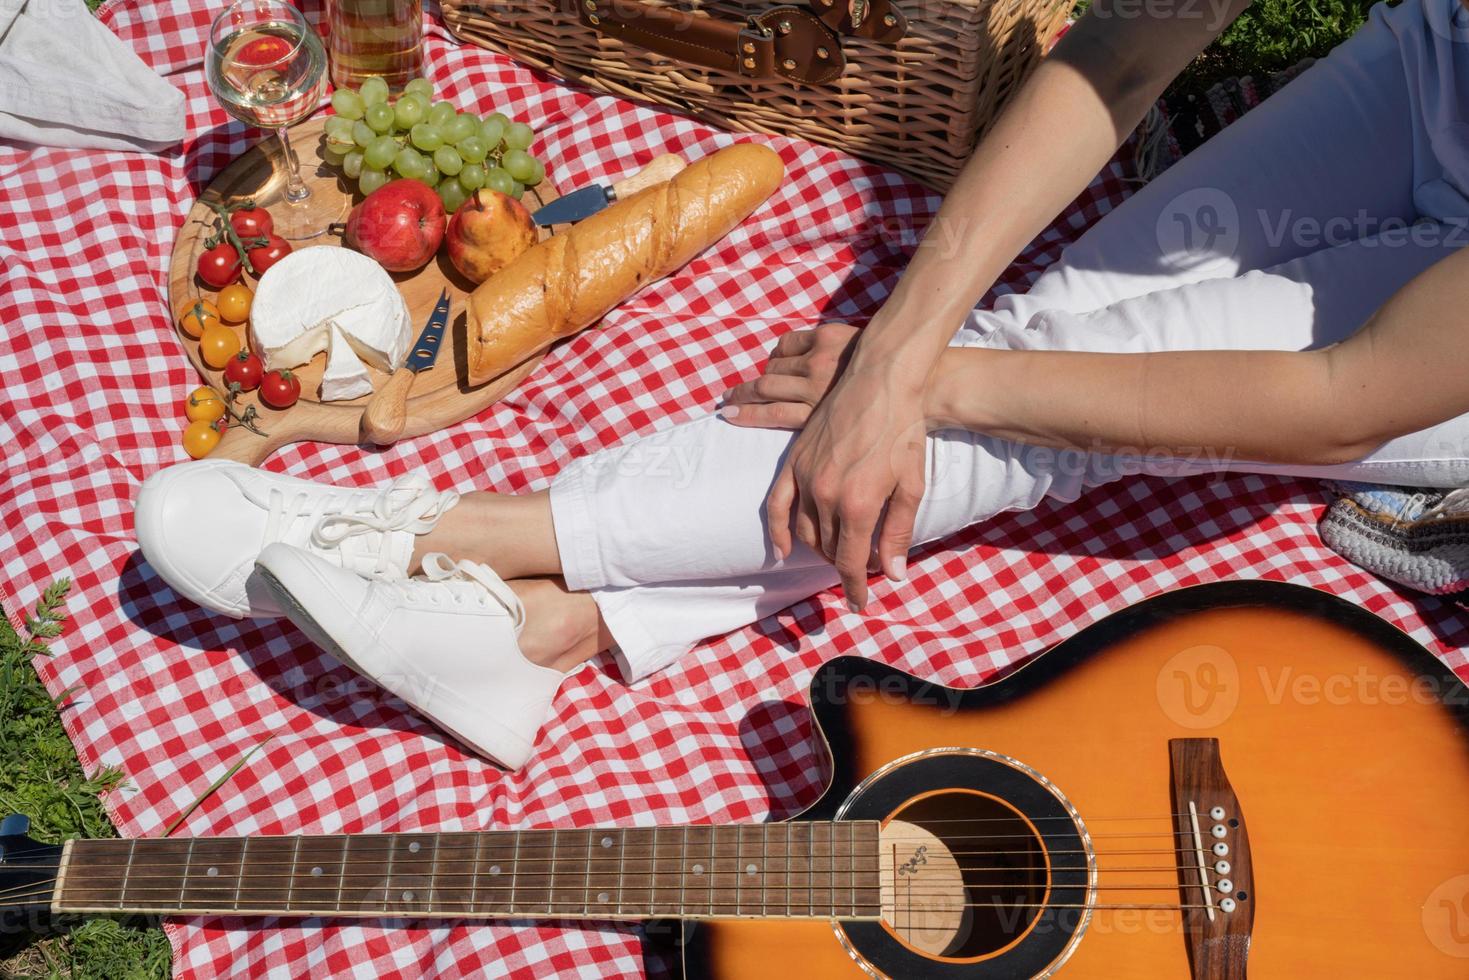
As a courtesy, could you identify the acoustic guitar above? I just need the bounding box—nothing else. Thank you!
[4,581,1469,977]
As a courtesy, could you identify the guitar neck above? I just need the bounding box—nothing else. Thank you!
[52,822,883,921]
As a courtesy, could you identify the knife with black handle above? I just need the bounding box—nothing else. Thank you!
[531,153,687,226]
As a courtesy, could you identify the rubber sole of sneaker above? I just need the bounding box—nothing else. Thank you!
[253,564,373,681]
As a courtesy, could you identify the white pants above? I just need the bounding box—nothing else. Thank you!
[550,0,1469,681]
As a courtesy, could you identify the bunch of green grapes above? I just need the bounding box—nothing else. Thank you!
[322,76,546,214]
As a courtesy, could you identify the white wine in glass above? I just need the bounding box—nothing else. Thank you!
[206,0,343,240]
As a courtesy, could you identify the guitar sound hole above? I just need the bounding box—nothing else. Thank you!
[879,790,1049,960]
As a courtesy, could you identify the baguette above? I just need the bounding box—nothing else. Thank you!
[466,143,785,384]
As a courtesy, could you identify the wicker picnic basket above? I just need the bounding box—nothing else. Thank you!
[441,0,1075,189]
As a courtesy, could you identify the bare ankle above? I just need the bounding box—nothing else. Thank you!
[510,579,605,673]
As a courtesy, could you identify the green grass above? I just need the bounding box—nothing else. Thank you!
[1174,0,1380,92]
[0,585,170,980]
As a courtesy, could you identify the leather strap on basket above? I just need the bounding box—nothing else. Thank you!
[572,0,846,85]
[809,0,906,41]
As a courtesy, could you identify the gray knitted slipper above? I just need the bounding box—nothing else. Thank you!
[1319,481,1469,603]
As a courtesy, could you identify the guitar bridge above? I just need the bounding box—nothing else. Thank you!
[1169,738,1254,978]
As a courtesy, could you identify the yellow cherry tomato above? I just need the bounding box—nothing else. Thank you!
[184,386,226,424]
[177,298,221,340]
[216,283,253,324]
[199,325,242,370]
[182,419,222,459]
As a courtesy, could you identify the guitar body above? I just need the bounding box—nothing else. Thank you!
[682,581,1469,978]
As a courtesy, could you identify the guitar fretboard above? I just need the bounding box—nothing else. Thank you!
[54,823,883,920]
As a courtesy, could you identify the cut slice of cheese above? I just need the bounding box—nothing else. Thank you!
[320,324,374,401]
[249,246,413,402]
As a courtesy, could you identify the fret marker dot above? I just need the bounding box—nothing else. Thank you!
[597,891,610,903]
[745,864,757,876]
[409,842,421,853]
[601,836,613,848]
[312,867,324,877]
[206,866,218,877]
[490,865,502,876]
[692,864,705,876]
[402,890,415,902]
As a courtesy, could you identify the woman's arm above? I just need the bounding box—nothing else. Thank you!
[925,247,1469,464]
[758,0,1254,611]
[854,0,1256,370]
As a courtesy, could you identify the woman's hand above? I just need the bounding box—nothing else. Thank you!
[734,325,930,611]
[720,322,861,429]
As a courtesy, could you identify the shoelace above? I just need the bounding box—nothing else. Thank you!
[310,475,460,575]
[260,475,460,577]
[407,552,526,628]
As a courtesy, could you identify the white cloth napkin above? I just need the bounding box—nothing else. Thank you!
[0,0,185,152]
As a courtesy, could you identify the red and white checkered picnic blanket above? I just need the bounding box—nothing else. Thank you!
[2,0,1467,976]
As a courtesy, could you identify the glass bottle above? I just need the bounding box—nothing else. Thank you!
[325,0,423,92]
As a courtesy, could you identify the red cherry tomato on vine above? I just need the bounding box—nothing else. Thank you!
[224,348,264,391]
[230,206,273,240]
[197,242,242,288]
[248,234,291,276]
[259,369,300,409]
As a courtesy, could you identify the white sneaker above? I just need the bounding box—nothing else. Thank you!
[253,543,563,770]
[136,459,459,619]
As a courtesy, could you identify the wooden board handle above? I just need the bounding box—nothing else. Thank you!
[211,416,307,467]
[360,367,416,445]
[612,154,686,199]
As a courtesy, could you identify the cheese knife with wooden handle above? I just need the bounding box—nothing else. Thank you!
[360,288,450,446]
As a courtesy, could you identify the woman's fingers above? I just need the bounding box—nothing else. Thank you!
[773,329,819,358]
[795,509,822,557]
[720,401,813,429]
[724,373,813,406]
[760,356,809,378]
[765,463,798,561]
[876,479,923,582]
[835,508,879,610]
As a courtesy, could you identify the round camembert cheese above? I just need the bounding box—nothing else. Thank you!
[249,247,413,401]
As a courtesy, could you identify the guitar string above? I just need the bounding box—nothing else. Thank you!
[28,875,1210,899]
[0,842,1191,869]
[0,869,1222,916]
[0,857,1215,875]
[0,827,1207,864]
[0,815,1217,858]
[0,872,1220,905]
[0,893,1222,916]
[0,852,1211,881]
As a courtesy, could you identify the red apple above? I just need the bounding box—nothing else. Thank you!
[343,179,445,272]
[446,190,537,284]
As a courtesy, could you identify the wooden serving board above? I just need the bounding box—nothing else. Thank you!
[167,114,555,466]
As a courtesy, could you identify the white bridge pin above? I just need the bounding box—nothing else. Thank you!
[1209,806,1226,821]
[1211,824,1227,839]
[1212,842,1229,856]
[1216,879,1234,894]
[1220,897,1238,913]
[1215,860,1231,875]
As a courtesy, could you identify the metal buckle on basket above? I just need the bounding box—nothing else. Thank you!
[736,18,775,75]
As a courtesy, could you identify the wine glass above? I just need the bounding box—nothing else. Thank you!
[205,0,344,240]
